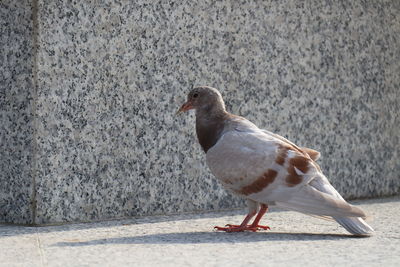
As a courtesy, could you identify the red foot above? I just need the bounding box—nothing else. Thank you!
[214,224,270,232]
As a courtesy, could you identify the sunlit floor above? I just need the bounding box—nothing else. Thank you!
[1,196,399,267]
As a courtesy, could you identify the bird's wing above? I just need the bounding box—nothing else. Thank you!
[206,127,318,199]
[261,129,321,160]
[206,126,364,218]
[301,147,321,161]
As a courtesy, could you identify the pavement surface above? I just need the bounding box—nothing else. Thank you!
[1,196,399,267]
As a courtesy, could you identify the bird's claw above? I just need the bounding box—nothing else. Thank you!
[256,225,271,230]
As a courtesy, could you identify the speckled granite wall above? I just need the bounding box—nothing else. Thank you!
[0,1,36,224]
[1,0,399,224]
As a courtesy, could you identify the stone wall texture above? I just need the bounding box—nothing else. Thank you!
[1,0,399,224]
[1,1,36,224]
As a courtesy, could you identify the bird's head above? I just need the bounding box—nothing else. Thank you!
[176,86,226,115]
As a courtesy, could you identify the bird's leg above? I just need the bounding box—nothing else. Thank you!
[214,210,257,232]
[214,200,269,232]
[223,204,270,231]
[249,204,270,230]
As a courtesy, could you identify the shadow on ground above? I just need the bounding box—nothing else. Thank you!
[1,196,397,238]
[54,231,358,247]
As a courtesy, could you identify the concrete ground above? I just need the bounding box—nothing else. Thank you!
[0,196,399,267]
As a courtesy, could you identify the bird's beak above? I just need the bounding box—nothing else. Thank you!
[176,101,194,115]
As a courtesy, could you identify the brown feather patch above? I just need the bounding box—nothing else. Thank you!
[275,144,290,165]
[289,156,309,173]
[301,147,320,161]
[286,173,302,186]
[239,169,277,195]
[286,156,309,187]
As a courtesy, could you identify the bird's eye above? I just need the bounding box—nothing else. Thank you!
[193,93,199,98]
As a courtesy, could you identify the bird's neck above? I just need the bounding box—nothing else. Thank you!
[195,107,231,153]
[195,99,226,118]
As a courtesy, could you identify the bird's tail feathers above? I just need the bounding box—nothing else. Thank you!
[276,186,366,219]
[334,217,374,236]
[274,186,374,235]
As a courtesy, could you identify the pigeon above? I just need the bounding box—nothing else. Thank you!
[177,86,374,236]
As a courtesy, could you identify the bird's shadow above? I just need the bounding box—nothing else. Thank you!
[54,231,360,247]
